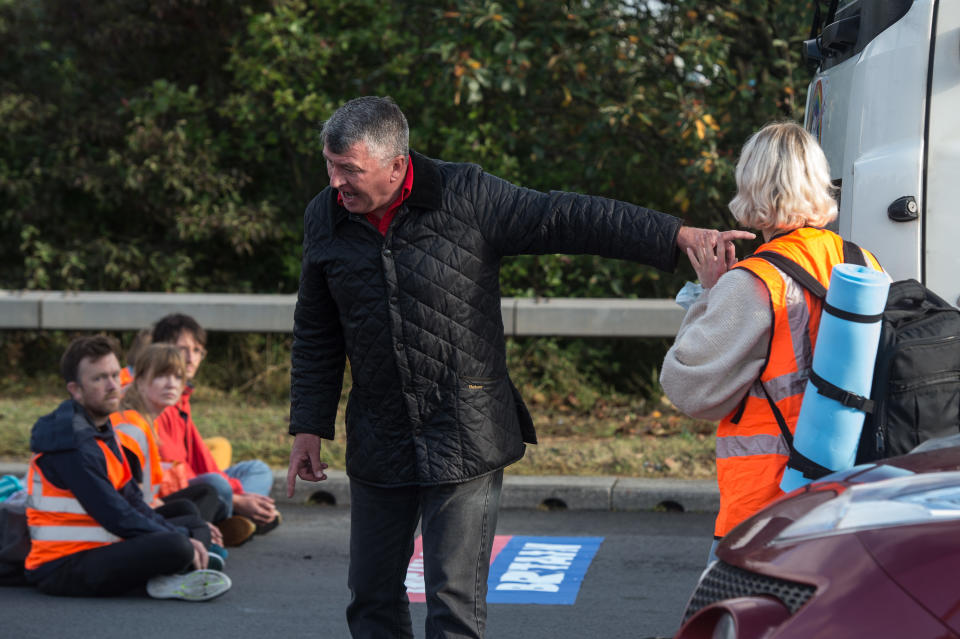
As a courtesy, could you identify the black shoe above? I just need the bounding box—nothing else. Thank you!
[255,512,282,535]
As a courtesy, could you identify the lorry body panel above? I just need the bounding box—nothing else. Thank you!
[925,0,960,303]
[804,0,959,306]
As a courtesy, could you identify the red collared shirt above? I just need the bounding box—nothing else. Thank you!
[337,155,414,236]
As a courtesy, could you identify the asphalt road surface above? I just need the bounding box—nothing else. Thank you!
[4,504,715,639]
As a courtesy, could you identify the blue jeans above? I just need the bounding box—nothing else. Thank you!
[190,459,274,518]
[346,470,503,639]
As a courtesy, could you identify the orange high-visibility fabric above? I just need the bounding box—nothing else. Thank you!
[111,410,164,507]
[713,228,882,537]
[25,439,133,570]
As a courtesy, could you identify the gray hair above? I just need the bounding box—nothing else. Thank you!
[321,96,409,163]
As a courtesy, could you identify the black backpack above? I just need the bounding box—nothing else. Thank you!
[754,240,960,477]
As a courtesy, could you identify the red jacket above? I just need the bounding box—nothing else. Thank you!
[154,386,244,494]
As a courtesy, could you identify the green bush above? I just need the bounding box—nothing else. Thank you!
[0,0,815,397]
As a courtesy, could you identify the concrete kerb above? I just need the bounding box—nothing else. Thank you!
[256,471,721,513]
[612,477,719,513]
[0,462,719,514]
[260,471,721,513]
[496,475,719,513]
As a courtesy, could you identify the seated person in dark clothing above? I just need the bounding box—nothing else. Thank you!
[24,335,231,601]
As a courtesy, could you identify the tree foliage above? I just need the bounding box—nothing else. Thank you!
[0,0,816,395]
[1,0,815,295]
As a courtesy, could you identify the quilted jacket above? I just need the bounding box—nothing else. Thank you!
[290,151,683,486]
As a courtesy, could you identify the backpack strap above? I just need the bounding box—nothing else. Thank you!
[751,250,882,324]
[842,240,867,267]
[759,382,834,480]
[752,251,826,298]
[746,241,881,481]
[808,369,874,413]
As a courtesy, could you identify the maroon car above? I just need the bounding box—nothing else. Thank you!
[675,435,960,639]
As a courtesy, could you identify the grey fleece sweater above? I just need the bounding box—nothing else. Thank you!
[660,269,773,420]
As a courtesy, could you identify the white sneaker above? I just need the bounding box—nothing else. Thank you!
[147,569,232,602]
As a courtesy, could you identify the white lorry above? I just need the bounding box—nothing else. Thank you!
[802,0,960,306]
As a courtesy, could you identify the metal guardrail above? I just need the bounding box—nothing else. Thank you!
[0,290,685,337]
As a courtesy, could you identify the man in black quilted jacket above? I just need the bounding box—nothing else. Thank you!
[286,96,752,638]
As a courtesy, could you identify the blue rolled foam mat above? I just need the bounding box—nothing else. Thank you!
[780,264,890,492]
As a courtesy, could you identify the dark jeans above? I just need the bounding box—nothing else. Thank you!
[26,531,194,597]
[346,470,503,639]
[155,497,212,546]
[159,482,226,524]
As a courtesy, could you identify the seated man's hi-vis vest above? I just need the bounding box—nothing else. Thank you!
[25,438,133,570]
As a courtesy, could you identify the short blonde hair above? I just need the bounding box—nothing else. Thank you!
[728,121,837,233]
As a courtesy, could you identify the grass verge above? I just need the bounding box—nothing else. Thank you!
[0,388,717,480]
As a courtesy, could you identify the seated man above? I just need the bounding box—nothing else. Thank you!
[24,335,230,601]
[152,314,280,544]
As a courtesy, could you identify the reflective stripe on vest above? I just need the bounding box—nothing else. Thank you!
[25,438,133,570]
[712,228,883,537]
[27,478,88,515]
[110,410,163,505]
[29,525,121,543]
[715,433,790,459]
[744,368,808,401]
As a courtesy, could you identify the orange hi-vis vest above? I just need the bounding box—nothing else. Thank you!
[713,227,882,537]
[25,439,133,570]
[119,366,134,389]
[110,410,164,507]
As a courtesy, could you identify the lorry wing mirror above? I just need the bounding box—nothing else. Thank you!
[803,38,823,74]
[822,15,860,55]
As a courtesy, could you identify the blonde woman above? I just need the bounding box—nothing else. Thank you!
[660,122,884,555]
